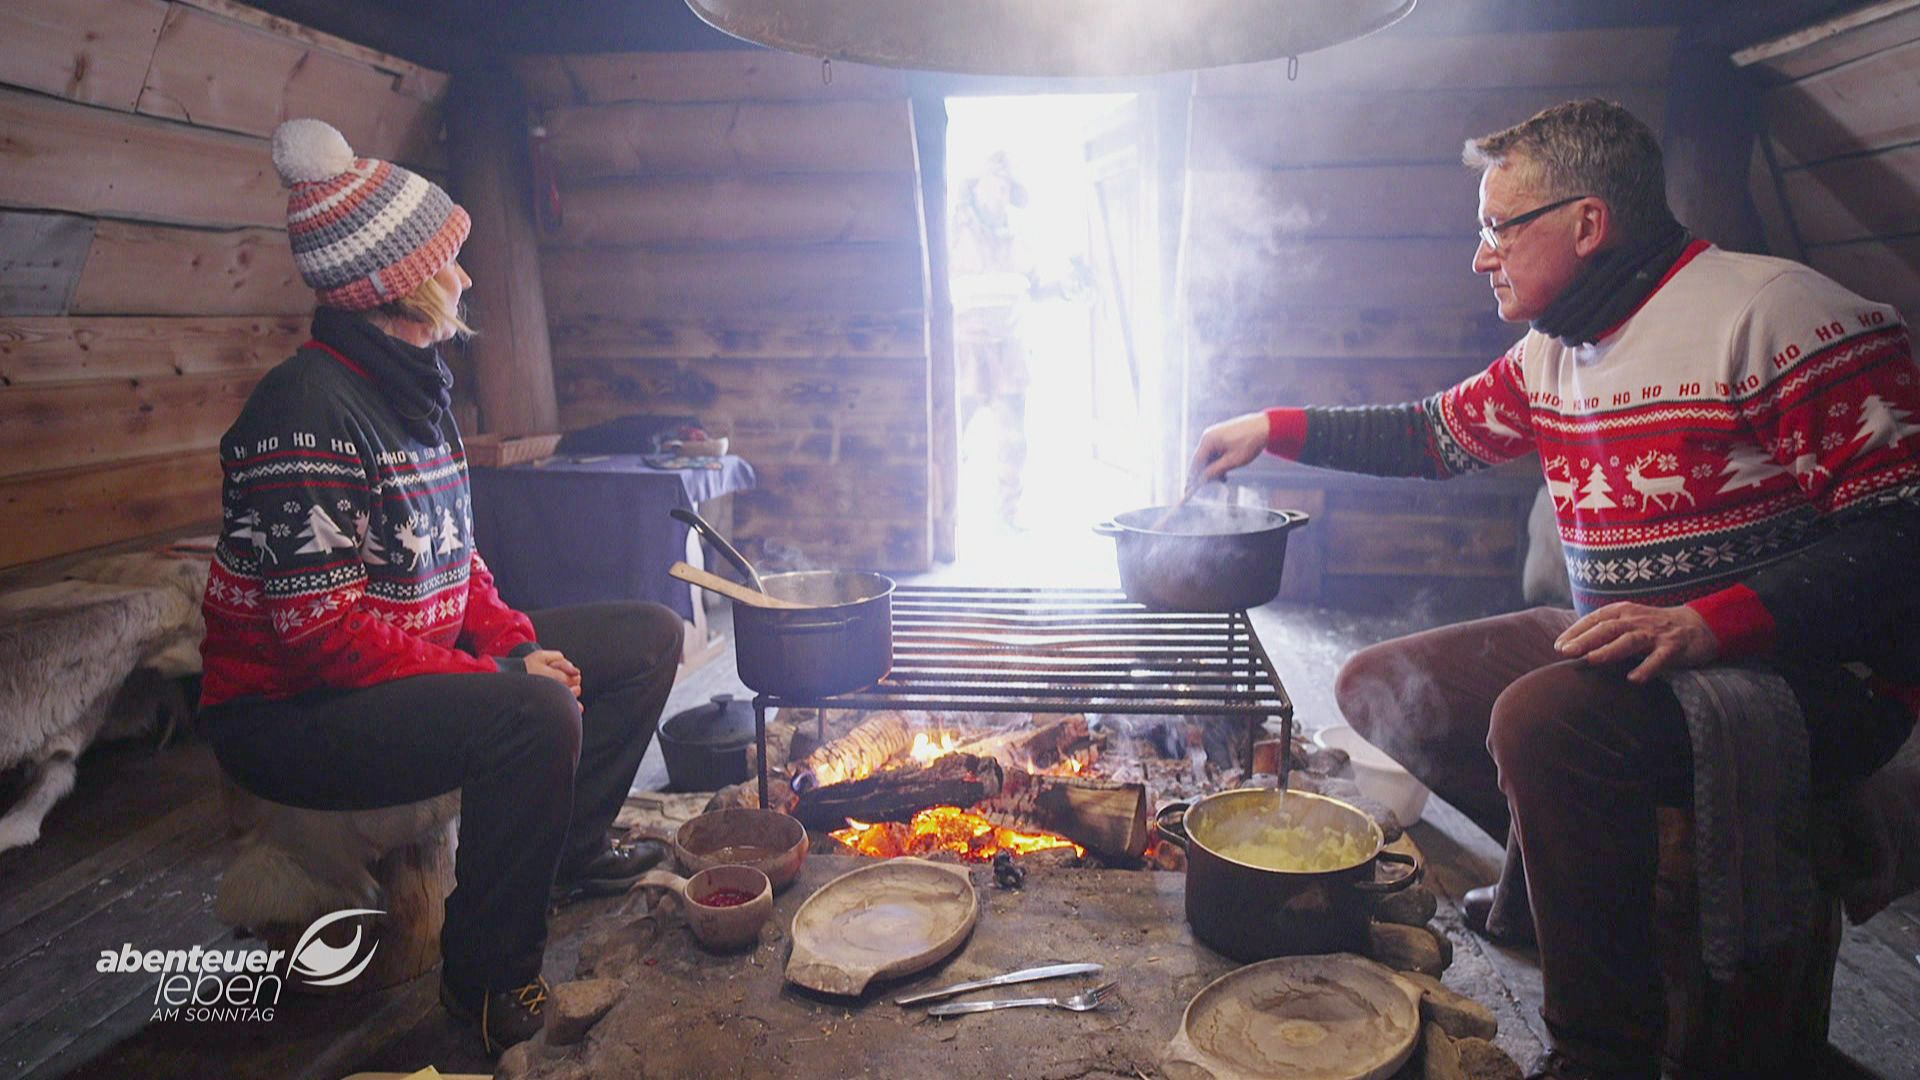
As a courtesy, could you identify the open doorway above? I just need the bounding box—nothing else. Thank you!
[944,94,1159,581]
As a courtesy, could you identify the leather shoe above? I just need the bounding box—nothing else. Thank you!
[552,837,668,902]
[440,973,549,1057]
[1463,884,1535,946]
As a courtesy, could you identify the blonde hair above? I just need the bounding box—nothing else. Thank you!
[376,269,474,342]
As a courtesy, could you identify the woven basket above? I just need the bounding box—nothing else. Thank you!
[464,433,561,468]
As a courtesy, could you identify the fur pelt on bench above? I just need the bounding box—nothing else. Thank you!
[215,781,460,931]
[0,549,210,853]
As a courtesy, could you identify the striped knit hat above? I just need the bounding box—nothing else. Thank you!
[270,119,470,311]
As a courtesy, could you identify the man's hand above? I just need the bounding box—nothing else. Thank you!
[1554,602,1720,683]
[525,649,582,697]
[1189,412,1270,485]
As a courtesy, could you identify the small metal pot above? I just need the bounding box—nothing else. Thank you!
[1095,504,1310,611]
[733,570,895,699]
[1154,788,1420,961]
[658,694,758,790]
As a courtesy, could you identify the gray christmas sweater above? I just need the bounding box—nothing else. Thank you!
[199,309,535,706]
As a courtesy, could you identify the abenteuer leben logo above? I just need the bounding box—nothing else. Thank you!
[97,907,383,1022]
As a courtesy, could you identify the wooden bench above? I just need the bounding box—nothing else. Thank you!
[213,775,458,995]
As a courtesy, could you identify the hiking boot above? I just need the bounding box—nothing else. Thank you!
[440,974,550,1057]
[551,837,668,902]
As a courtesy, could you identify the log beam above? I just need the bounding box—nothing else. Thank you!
[444,65,558,436]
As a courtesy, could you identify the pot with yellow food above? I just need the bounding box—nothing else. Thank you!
[1153,788,1421,961]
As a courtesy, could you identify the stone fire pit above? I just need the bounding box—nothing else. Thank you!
[498,853,1519,1080]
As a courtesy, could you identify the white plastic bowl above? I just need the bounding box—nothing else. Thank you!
[1313,724,1431,826]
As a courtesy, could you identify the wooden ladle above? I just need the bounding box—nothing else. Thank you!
[670,560,807,610]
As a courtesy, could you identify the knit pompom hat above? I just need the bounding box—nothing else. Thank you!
[270,118,470,311]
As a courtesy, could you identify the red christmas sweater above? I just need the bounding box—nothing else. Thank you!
[1265,243,1920,708]
[199,338,536,707]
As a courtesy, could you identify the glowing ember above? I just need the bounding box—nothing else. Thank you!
[832,806,1083,862]
[908,730,962,765]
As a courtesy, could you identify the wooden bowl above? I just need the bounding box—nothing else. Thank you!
[1161,954,1420,1080]
[674,807,810,892]
[683,865,774,951]
[785,859,978,996]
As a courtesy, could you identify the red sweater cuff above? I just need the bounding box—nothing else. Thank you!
[1265,408,1308,459]
[1686,584,1777,658]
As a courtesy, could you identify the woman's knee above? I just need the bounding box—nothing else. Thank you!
[511,677,584,762]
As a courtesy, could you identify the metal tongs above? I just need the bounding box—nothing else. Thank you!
[894,962,1104,1006]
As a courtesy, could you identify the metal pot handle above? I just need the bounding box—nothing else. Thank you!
[1092,520,1123,538]
[1151,802,1192,850]
[1351,847,1422,895]
[1279,509,1313,530]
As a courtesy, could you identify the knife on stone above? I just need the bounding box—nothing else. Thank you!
[894,963,1104,1006]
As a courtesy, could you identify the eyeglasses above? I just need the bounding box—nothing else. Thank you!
[1477,194,1590,252]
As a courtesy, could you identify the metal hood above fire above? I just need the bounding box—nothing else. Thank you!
[681,0,1418,77]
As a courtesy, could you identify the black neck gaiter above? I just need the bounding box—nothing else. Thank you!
[311,307,454,442]
[1530,222,1694,347]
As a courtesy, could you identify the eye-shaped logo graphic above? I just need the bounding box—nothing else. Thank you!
[287,908,383,987]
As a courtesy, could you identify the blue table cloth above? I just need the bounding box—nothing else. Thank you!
[469,453,756,619]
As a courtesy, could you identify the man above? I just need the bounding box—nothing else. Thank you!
[1190,99,1919,1079]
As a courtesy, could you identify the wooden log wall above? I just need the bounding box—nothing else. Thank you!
[514,51,932,572]
[1741,2,1920,322]
[0,0,449,569]
[1178,27,1675,610]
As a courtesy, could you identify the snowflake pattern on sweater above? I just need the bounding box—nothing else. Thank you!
[1379,246,1919,613]
[199,342,535,706]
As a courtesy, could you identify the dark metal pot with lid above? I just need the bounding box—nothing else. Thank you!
[1095,503,1310,612]
[659,694,759,791]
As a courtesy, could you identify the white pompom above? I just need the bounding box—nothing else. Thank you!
[271,119,355,186]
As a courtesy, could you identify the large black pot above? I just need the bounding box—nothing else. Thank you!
[1095,504,1310,611]
[659,694,758,790]
[734,570,895,699]
[1155,788,1420,961]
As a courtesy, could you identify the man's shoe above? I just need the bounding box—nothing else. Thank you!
[551,837,668,902]
[440,974,550,1057]
[1462,884,1535,946]
[1524,1049,1657,1080]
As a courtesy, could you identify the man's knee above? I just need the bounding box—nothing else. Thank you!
[1487,661,1603,777]
[1334,643,1434,754]
[634,601,685,668]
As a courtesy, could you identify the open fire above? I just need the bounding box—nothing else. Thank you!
[831,807,1084,861]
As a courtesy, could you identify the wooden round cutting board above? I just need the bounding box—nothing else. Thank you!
[1161,954,1421,1080]
[784,859,978,996]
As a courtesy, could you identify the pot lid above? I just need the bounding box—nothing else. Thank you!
[682,0,1418,77]
[662,693,758,748]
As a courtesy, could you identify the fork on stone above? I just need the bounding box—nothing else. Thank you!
[924,982,1118,1017]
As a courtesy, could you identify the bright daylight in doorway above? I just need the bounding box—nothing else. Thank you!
[945,94,1152,585]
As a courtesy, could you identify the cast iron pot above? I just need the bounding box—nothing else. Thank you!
[1095,504,1310,611]
[1154,788,1421,961]
[658,694,758,790]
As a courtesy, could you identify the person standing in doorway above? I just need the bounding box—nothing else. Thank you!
[951,150,1036,529]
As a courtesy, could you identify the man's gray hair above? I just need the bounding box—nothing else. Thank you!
[1463,98,1674,244]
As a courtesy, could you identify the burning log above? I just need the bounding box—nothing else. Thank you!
[793,753,1004,832]
[948,715,1094,771]
[799,711,914,787]
[979,768,1150,861]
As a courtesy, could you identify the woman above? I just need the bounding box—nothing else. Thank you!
[198,119,682,1055]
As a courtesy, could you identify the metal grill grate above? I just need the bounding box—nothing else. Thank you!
[748,586,1295,806]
